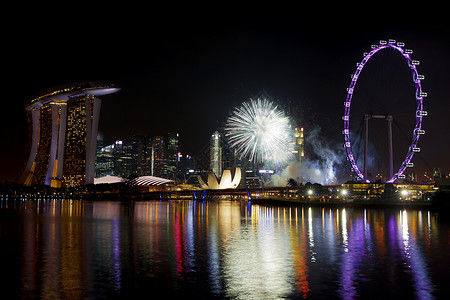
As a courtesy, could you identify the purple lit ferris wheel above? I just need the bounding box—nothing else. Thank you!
[343,39,427,183]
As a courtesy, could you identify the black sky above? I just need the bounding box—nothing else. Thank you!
[1,10,449,182]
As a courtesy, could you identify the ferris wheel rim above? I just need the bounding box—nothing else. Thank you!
[342,39,426,183]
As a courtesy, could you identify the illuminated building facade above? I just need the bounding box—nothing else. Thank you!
[132,135,150,176]
[341,182,435,201]
[113,140,133,178]
[198,167,241,189]
[151,136,166,178]
[166,133,180,180]
[20,83,120,187]
[210,131,223,178]
[292,127,304,161]
[95,144,114,177]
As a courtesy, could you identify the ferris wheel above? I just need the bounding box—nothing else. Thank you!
[343,39,427,183]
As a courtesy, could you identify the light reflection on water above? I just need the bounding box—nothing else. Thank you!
[0,199,448,298]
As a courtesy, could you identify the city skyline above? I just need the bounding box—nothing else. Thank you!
[2,20,450,182]
[3,8,450,299]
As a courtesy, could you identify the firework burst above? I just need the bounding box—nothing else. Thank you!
[225,98,293,164]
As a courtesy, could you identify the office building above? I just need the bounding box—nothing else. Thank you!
[151,136,166,178]
[132,135,149,176]
[95,143,114,178]
[292,127,304,161]
[210,131,223,178]
[166,133,179,180]
[113,140,133,178]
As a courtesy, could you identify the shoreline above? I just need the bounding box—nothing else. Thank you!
[1,191,449,211]
[250,197,434,209]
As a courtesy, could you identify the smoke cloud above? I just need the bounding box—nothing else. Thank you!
[271,125,346,186]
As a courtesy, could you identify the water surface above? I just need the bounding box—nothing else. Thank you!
[1,199,449,299]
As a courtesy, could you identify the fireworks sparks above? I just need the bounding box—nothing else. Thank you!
[225,98,293,164]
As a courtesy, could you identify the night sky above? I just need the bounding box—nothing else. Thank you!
[2,12,449,182]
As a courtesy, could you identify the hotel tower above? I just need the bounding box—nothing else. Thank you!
[20,83,120,187]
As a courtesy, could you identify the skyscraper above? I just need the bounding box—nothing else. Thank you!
[95,143,114,178]
[292,127,305,161]
[210,131,223,178]
[166,133,179,180]
[20,83,119,187]
[113,140,134,178]
[132,135,149,176]
[151,136,166,178]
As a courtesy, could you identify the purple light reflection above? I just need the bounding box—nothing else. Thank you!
[398,210,435,298]
[338,210,371,298]
[111,217,121,292]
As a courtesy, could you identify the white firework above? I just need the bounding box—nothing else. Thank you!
[225,98,293,164]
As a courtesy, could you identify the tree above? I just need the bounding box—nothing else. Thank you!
[287,178,298,187]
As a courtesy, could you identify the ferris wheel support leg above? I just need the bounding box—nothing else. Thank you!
[387,115,394,179]
[364,114,370,180]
